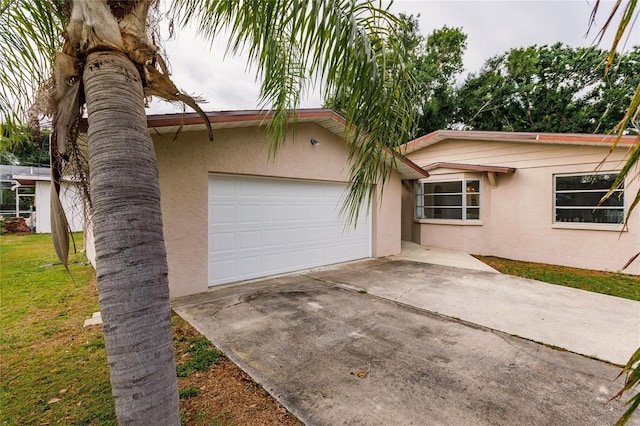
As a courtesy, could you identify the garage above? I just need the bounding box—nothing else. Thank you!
[208,174,370,286]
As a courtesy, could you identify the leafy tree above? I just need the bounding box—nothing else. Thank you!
[1,0,417,423]
[0,126,50,166]
[412,22,467,135]
[456,43,640,134]
[325,14,467,137]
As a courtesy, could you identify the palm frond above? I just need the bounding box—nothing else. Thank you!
[591,2,640,424]
[172,0,418,224]
[611,347,640,425]
[0,0,66,142]
[600,0,638,76]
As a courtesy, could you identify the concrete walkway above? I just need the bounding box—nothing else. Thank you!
[173,244,640,425]
[389,240,499,273]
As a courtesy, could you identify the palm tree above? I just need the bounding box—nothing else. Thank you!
[1,0,417,423]
[590,2,640,424]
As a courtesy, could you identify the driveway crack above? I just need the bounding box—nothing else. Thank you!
[394,286,416,302]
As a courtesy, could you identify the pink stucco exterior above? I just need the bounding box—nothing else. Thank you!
[152,116,405,298]
[402,132,640,275]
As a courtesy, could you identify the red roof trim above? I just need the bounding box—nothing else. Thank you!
[402,130,638,153]
[422,162,516,174]
[385,148,430,178]
[146,108,346,128]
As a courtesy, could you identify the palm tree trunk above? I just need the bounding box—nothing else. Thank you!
[83,51,179,425]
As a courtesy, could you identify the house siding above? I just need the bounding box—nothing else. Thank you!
[154,122,402,298]
[404,139,640,274]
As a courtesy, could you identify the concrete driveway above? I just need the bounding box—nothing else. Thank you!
[173,257,640,425]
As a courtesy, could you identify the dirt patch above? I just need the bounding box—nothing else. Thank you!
[3,217,30,233]
[173,315,301,426]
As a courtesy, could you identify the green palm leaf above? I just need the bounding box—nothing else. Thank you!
[0,0,66,142]
[172,0,419,223]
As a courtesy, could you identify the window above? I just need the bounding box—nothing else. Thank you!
[416,179,480,220]
[0,180,35,218]
[0,180,16,216]
[554,172,623,224]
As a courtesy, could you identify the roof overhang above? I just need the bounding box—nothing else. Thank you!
[147,109,429,180]
[422,162,516,174]
[12,174,51,186]
[147,109,350,136]
[402,129,638,154]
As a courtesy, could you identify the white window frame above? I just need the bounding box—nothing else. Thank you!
[553,171,624,227]
[415,178,481,222]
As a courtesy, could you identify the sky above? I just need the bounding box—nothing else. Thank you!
[148,0,639,115]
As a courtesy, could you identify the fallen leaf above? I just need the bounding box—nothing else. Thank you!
[48,397,61,404]
[351,370,368,379]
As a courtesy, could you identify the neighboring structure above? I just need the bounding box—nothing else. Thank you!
[400,130,640,275]
[0,164,84,233]
[84,109,426,298]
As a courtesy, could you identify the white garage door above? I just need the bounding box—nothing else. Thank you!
[208,174,370,286]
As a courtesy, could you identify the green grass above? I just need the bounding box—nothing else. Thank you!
[474,255,640,301]
[176,336,222,378]
[0,233,116,425]
[179,388,200,400]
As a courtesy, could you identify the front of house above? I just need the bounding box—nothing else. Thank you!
[400,130,640,275]
[146,109,426,297]
[83,110,638,298]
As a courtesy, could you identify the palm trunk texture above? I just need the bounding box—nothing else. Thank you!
[83,51,179,425]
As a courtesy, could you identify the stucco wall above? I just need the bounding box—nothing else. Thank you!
[154,123,402,297]
[372,170,402,257]
[34,181,84,234]
[404,139,640,274]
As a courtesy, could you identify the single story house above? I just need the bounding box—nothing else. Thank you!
[83,109,427,298]
[0,164,84,233]
[400,130,639,276]
[84,110,639,298]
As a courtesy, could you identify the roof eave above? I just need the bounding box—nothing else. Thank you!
[401,130,638,153]
[147,109,427,181]
[422,162,516,174]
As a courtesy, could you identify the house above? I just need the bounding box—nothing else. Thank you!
[84,110,638,298]
[0,164,84,233]
[83,109,427,298]
[400,130,639,275]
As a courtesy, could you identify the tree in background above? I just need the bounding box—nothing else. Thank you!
[325,14,467,137]
[455,43,640,133]
[0,0,417,423]
[0,127,50,166]
[401,16,466,136]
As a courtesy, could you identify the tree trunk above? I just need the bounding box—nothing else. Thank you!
[83,51,179,425]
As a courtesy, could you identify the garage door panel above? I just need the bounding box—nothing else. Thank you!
[239,230,261,249]
[210,205,235,225]
[211,259,236,281]
[208,175,370,286]
[210,232,235,252]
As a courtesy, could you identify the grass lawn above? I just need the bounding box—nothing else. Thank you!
[474,255,640,302]
[0,233,113,424]
[0,233,299,425]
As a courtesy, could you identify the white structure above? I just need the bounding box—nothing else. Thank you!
[0,164,84,233]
